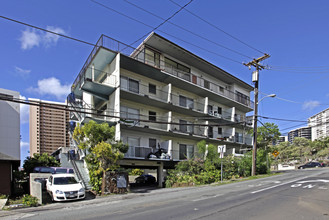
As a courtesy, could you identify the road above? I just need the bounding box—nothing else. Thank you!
[3,168,329,220]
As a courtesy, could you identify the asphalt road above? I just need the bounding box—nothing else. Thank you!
[3,168,329,220]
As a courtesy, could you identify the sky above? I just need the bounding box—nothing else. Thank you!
[1,0,329,163]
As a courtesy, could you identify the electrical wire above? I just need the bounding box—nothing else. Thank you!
[90,0,243,64]
[123,0,253,59]
[128,0,194,47]
[168,0,265,55]
[0,15,96,47]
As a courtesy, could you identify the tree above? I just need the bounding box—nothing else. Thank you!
[256,122,281,149]
[23,153,60,175]
[73,120,128,195]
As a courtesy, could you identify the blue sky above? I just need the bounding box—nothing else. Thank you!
[1,0,329,163]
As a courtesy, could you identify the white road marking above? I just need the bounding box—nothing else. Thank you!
[297,179,329,184]
[302,184,315,189]
[192,194,223,202]
[251,176,312,194]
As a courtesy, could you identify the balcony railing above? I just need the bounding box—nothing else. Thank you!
[71,35,253,109]
[124,146,172,160]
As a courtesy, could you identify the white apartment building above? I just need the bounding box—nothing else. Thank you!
[308,107,329,141]
[68,33,254,185]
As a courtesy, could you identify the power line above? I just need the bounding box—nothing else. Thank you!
[0,95,244,127]
[90,0,243,64]
[0,15,96,47]
[168,0,265,55]
[123,0,253,59]
[128,0,194,47]
[258,115,307,123]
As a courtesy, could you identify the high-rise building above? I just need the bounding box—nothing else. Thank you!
[308,107,329,141]
[68,32,254,186]
[288,126,311,143]
[29,99,70,156]
[0,88,20,195]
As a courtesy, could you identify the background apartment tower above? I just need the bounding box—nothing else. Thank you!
[29,98,70,156]
[308,107,329,141]
[288,126,311,143]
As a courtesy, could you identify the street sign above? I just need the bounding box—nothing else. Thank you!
[272,150,279,157]
[218,145,226,153]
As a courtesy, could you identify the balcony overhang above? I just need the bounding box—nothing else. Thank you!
[72,47,117,99]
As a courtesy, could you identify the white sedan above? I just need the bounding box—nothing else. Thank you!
[46,174,85,201]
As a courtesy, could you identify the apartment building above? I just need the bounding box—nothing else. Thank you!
[68,32,254,185]
[0,88,20,195]
[308,107,329,141]
[276,136,288,145]
[29,99,70,156]
[288,126,311,143]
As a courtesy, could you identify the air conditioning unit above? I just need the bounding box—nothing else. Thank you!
[208,110,213,115]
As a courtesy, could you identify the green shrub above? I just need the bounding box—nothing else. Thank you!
[0,194,7,199]
[22,195,38,207]
[130,169,144,176]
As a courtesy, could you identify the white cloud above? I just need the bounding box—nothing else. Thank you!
[302,100,320,110]
[20,29,41,50]
[44,26,66,47]
[15,66,31,77]
[19,26,66,50]
[28,77,71,100]
[20,141,29,149]
[20,95,29,124]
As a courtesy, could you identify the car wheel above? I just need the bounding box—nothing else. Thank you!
[300,167,303,169]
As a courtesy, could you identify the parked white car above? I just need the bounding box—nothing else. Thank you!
[46,174,85,201]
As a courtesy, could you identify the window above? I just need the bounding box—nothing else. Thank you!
[204,80,210,89]
[149,111,156,121]
[208,105,213,115]
[145,48,160,67]
[120,76,139,93]
[164,57,190,73]
[218,127,222,135]
[179,120,193,133]
[236,91,249,105]
[179,144,194,160]
[149,83,156,94]
[208,126,213,138]
[121,106,139,124]
[149,138,157,151]
[179,95,194,109]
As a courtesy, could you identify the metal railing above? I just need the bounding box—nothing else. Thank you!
[71,35,253,109]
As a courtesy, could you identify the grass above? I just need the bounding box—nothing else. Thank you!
[212,172,282,186]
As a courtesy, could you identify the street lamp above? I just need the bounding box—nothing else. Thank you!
[252,93,276,176]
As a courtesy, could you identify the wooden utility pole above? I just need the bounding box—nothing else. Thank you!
[244,54,270,176]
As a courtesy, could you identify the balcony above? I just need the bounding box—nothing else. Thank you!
[71,35,253,110]
[124,146,172,160]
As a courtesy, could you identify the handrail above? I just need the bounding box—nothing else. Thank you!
[69,152,87,189]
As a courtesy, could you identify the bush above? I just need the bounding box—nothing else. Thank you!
[22,195,38,207]
[0,194,7,199]
[130,169,144,176]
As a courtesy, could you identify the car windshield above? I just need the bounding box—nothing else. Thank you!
[55,169,68,173]
[53,177,78,185]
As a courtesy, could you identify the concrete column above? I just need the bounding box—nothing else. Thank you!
[92,64,95,81]
[167,111,172,131]
[157,162,164,188]
[204,97,209,114]
[167,83,172,103]
[167,140,173,159]
[231,107,236,122]
[204,121,209,136]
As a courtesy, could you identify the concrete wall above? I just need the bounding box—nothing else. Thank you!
[0,88,20,161]
[30,173,52,204]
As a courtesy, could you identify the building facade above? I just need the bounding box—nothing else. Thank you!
[288,126,311,143]
[308,107,329,141]
[68,33,254,185]
[29,99,70,156]
[0,88,20,195]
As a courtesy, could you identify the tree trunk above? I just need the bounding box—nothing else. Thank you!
[101,170,106,196]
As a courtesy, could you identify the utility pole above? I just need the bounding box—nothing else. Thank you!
[244,54,270,176]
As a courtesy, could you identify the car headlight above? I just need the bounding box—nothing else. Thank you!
[79,188,85,193]
[55,190,64,194]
